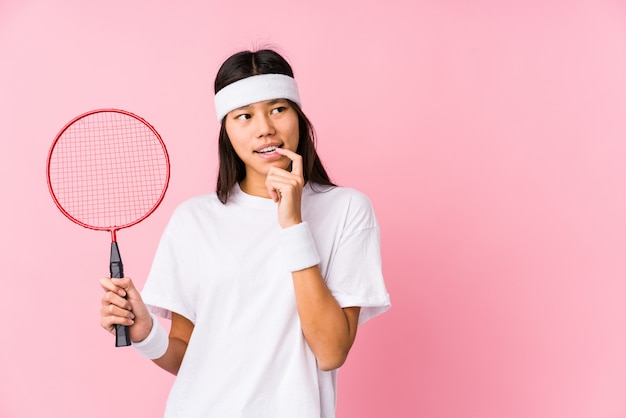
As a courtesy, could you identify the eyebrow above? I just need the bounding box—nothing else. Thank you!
[232,99,288,112]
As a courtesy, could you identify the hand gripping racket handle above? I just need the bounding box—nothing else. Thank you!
[110,242,132,347]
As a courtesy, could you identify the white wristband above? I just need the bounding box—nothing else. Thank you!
[132,313,169,360]
[281,221,321,272]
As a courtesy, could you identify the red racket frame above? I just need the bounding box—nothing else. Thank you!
[46,108,170,242]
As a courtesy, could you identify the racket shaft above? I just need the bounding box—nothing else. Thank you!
[110,242,131,347]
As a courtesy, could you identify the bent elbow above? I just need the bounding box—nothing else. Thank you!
[317,351,349,372]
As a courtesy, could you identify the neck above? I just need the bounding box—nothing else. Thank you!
[239,178,271,199]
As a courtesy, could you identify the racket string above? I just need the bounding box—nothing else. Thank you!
[48,111,169,229]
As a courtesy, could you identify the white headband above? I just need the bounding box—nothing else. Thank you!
[214,74,302,122]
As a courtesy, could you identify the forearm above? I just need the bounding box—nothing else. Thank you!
[133,312,193,376]
[151,337,188,375]
[291,266,359,371]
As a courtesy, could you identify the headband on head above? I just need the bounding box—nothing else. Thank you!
[214,74,302,122]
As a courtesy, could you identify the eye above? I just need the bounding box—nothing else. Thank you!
[271,106,287,115]
[235,113,251,121]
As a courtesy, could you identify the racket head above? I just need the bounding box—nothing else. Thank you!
[46,109,170,236]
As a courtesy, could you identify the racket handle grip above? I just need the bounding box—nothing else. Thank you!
[110,242,131,347]
[115,324,131,347]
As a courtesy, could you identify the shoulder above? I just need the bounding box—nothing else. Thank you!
[306,183,374,209]
[171,193,218,215]
[304,183,378,229]
[175,193,220,210]
[165,193,223,229]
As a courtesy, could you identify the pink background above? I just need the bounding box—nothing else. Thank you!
[1,1,626,417]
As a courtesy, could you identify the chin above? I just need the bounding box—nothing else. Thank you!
[270,157,292,170]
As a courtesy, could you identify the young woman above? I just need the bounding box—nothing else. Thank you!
[100,48,390,417]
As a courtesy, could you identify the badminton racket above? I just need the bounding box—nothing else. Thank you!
[46,108,170,347]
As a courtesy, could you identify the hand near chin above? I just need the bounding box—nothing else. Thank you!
[265,148,304,228]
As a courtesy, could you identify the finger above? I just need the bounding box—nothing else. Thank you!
[109,278,152,324]
[266,165,303,189]
[265,168,287,202]
[101,303,135,321]
[111,277,141,299]
[100,311,135,332]
[100,318,116,335]
[265,176,295,203]
[100,299,136,334]
[266,178,297,196]
[266,165,301,181]
[268,188,279,203]
[102,290,133,311]
[266,178,302,201]
[100,277,116,292]
[275,148,303,177]
[100,277,128,298]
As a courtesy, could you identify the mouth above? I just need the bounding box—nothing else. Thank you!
[254,144,282,154]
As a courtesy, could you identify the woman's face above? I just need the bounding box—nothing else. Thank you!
[225,98,300,183]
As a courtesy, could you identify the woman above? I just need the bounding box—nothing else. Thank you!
[100,48,390,417]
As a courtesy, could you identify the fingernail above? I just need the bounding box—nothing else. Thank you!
[118,290,126,297]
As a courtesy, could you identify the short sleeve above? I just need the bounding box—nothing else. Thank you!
[140,205,197,323]
[325,192,391,325]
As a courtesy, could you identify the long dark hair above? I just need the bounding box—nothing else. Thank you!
[214,49,335,204]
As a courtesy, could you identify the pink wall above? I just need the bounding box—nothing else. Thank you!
[2,0,626,417]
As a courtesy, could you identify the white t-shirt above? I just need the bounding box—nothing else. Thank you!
[141,183,391,418]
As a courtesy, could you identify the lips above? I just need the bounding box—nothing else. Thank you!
[254,144,282,154]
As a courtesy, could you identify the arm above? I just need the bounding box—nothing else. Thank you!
[291,266,360,371]
[152,312,193,375]
[100,277,193,375]
[266,148,360,371]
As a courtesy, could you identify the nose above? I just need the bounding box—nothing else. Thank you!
[255,114,275,137]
